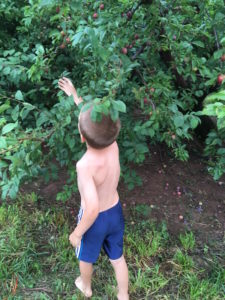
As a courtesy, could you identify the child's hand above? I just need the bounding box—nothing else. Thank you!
[58,77,76,97]
[69,230,82,248]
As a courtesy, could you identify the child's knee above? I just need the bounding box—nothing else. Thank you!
[109,255,125,266]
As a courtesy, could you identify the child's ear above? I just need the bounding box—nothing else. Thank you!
[81,134,86,143]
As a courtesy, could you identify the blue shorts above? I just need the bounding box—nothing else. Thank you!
[75,200,124,263]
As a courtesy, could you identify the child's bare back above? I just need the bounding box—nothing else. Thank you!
[77,141,120,212]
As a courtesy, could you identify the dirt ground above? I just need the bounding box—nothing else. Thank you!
[21,141,225,254]
[120,145,225,247]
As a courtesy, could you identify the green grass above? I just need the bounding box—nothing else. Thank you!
[0,196,224,299]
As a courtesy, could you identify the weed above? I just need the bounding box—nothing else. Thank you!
[173,249,194,271]
[179,231,195,251]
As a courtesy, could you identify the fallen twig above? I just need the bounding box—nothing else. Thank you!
[21,287,53,294]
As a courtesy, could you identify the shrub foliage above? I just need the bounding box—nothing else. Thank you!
[0,0,225,199]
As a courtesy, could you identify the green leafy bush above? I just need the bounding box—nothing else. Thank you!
[202,90,225,179]
[0,0,225,199]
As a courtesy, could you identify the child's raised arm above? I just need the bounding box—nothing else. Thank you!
[58,77,83,106]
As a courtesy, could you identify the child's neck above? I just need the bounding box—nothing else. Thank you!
[86,142,111,153]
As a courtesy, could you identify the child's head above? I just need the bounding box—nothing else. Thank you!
[78,105,121,149]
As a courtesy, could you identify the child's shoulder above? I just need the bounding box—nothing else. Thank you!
[76,152,100,173]
[76,155,89,171]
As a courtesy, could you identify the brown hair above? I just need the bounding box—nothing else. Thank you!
[79,105,121,149]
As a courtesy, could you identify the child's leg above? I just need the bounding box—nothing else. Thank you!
[110,255,129,300]
[75,261,93,297]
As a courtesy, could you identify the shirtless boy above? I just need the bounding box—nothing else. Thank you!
[58,77,129,300]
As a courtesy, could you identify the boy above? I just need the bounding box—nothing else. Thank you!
[58,77,129,300]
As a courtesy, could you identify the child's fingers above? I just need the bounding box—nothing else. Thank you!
[58,83,66,92]
[63,77,71,83]
[63,77,74,87]
[58,78,67,85]
[58,80,68,89]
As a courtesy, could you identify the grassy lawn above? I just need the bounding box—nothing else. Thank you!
[0,192,224,300]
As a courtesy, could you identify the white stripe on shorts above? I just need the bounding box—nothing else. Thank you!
[75,207,83,258]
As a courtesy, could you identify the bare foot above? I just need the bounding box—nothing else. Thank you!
[75,276,92,298]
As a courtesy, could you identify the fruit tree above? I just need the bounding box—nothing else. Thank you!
[0,0,225,199]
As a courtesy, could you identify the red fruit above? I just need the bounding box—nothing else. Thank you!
[59,43,66,49]
[122,47,127,55]
[150,88,155,93]
[93,12,98,19]
[134,34,139,40]
[128,44,132,49]
[217,74,225,85]
[66,37,70,43]
[144,97,148,104]
[127,11,132,19]
[100,4,104,10]
[56,6,60,13]
[220,54,225,62]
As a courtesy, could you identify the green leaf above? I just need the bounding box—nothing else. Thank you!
[93,104,103,113]
[65,115,71,125]
[35,44,45,55]
[23,102,36,110]
[112,100,126,113]
[15,90,23,101]
[0,103,10,114]
[39,0,54,7]
[3,67,11,75]
[204,91,225,104]
[217,148,225,155]
[2,122,18,135]
[36,112,49,127]
[72,31,83,46]
[0,160,8,169]
[0,137,7,149]
[213,49,224,60]
[9,182,19,199]
[11,105,19,121]
[90,108,98,122]
[169,103,178,113]
[190,117,199,129]
[174,115,184,127]
[192,41,205,48]
[110,108,119,121]
[81,102,93,113]
[20,108,30,120]
[148,128,155,137]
